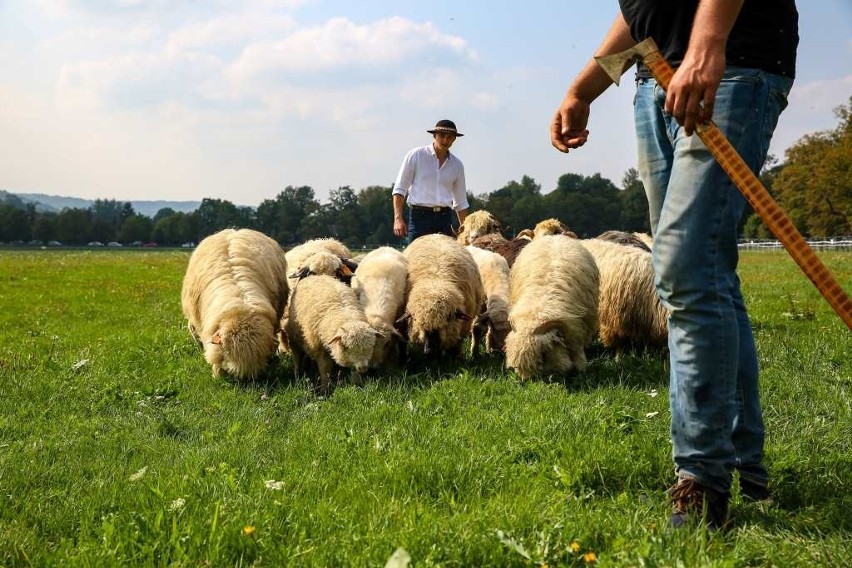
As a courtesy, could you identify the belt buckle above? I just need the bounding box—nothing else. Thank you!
[432,206,442,212]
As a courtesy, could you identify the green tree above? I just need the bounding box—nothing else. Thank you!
[483,175,542,235]
[0,205,32,242]
[55,208,92,244]
[618,168,651,233]
[195,198,251,238]
[118,215,154,243]
[31,214,56,243]
[772,96,852,237]
[256,186,320,245]
[152,212,197,245]
[543,173,621,237]
[357,185,396,246]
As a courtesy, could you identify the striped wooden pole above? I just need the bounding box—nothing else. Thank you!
[638,43,852,330]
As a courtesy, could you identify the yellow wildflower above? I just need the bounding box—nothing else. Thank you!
[570,541,581,553]
[583,551,597,564]
[243,525,256,538]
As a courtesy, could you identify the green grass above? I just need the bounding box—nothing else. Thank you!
[0,249,850,566]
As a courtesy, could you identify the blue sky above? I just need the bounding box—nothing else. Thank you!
[1,1,850,206]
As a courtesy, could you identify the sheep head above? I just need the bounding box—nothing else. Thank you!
[205,306,277,380]
[504,321,577,380]
[402,287,472,354]
[329,320,378,374]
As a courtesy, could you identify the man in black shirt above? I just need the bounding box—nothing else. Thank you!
[551,1,798,529]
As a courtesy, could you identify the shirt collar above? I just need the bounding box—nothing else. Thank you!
[429,143,452,161]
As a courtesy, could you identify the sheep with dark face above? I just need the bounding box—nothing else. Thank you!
[505,235,599,380]
[351,246,409,369]
[284,275,378,394]
[400,234,485,358]
[181,228,288,381]
[284,237,358,289]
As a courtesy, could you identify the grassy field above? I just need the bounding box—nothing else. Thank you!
[0,249,849,566]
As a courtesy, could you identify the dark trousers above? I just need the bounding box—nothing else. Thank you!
[407,207,454,245]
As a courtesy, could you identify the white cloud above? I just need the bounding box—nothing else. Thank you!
[228,16,477,80]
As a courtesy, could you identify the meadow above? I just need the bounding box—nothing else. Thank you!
[0,248,849,567]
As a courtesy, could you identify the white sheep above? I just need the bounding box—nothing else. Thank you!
[180,228,289,381]
[580,238,668,353]
[284,237,357,289]
[505,235,600,380]
[283,274,378,393]
[400,234,485,358]
[466,245,511,354]
[456,210,503,245]
[351,246,409,368]
[533,218,578,239]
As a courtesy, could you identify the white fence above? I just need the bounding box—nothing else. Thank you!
[738,237,852,252]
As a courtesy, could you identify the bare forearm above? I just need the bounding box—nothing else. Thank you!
[393,194,405,221]
[567,13,636,104]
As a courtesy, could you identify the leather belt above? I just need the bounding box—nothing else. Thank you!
[411,204,451,212]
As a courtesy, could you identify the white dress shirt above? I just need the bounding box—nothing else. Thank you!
[392,144,469,211]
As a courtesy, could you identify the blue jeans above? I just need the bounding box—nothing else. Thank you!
[407,207,454,245]
[633,67,793,492]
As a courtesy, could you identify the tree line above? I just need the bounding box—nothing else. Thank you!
[2,97,849,246]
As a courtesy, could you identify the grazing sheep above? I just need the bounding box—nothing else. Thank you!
[285,238,358,289]
[634,232,654,249]
[457,210,503,245]
[505,235,600,380]
[284,275,378,393]
[595,230,652,252]
[580,238,668,353]
[470,232,530,268]
[466,245,511,354]
[351,246,409,368]
[533,218,579,239]
[400,234,485,358]
[181,228,289,381]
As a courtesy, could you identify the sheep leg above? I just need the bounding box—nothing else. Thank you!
[316,352,336,395]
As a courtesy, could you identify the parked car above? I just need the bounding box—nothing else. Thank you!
[107,241,123,247]
[47,240,63,246]
[142,242,158,248]
[129,241,143,247]
[87,241,104,247]
[180,242,196,248]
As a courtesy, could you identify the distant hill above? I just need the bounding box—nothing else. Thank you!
[9,192,201,217]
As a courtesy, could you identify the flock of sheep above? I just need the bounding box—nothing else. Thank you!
[180,211,669,393]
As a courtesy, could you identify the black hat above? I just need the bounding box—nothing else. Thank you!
[427,119,463,137]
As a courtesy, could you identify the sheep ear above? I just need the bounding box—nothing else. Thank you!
[395,312,411,325]
[211,332,222,345]
[342,258,359,272]
[454,309,472,322]
[290,266,311,280]
[533,320,559,335]
[391,328,406,340]
[330,335,342,344]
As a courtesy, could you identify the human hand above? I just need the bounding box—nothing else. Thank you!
[393,217,408,238]
[665,44,726,135]
[551,94,590,153]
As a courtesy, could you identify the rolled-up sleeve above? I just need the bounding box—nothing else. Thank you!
[392,148,417,197]
[451,163,469,211]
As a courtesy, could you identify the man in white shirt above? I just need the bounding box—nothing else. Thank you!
[392,119,469,243]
